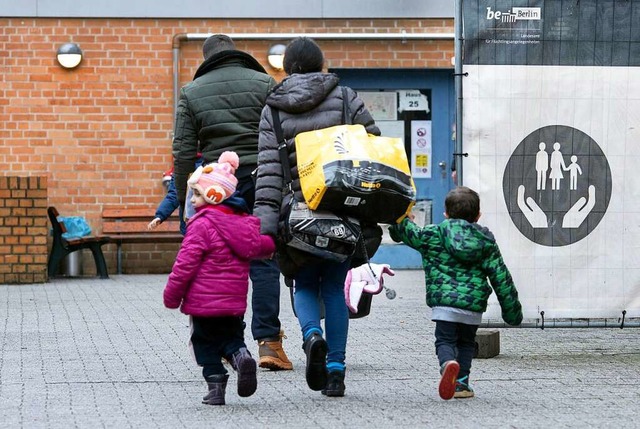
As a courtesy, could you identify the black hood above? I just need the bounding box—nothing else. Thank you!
[194,50,267,80]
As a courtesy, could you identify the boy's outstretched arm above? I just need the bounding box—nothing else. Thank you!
[388,217,430,251]
[484,246,523,326]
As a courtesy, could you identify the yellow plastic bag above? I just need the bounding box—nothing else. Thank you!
[295,124,416,224]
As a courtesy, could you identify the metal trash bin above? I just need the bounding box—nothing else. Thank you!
[62,251,83,276]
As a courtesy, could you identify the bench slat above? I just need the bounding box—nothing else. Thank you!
[103,220,181,234]
[102,208,180,219]
[66,235,110,245]
[101,206,184,274]
[108,234,183,244]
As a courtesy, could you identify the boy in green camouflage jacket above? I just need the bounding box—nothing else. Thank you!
[389,186,522,400]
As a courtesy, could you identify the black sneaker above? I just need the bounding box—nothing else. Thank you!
[321,370,345,397]
[302,333,328,391]
[454,376,475,398]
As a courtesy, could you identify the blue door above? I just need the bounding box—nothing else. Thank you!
[331,69,456,268]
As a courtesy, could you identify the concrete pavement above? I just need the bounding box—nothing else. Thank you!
[1,271,639,428]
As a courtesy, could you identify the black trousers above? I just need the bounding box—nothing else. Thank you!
[434,320,479,380]
[190,316,246,378]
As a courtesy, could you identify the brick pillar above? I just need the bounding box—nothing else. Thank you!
[0,176,48,284]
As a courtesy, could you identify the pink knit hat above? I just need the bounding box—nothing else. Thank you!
[187,151,239,205]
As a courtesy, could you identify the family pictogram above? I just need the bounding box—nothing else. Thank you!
[535,142,582,192]
[523,141,592,229]
[503,125,611,247]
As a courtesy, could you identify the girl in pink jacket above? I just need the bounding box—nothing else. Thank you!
[163,151,275,406]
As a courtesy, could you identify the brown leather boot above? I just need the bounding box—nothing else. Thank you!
[257,330,293,371]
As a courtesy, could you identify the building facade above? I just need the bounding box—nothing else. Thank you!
[1,2,455,277]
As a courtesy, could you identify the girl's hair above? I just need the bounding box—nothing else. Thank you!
[283,37,324,75]
[445,186,480,223]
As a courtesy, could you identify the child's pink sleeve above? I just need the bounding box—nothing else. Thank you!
[258,234,276,258]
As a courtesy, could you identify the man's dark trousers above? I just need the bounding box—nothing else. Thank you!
[237,170,282,341]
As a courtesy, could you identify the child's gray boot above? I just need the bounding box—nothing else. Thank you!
[203,374,229,405]
[230,347,257,397]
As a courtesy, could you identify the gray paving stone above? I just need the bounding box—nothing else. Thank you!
[1,271,639,428]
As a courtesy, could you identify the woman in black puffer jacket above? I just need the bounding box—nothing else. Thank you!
[253,37,380,398]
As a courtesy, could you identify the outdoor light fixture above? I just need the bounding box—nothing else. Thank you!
[267,44,286,70]
[56,43,83,69]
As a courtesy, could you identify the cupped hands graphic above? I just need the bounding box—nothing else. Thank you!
[517,185,596,229]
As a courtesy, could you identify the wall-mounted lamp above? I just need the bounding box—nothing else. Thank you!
[56,43,83,69]
[267,44,286,71]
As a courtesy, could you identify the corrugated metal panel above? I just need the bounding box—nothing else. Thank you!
[2,0,454,18]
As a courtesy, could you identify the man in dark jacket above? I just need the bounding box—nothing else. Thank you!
[172,34,292,371]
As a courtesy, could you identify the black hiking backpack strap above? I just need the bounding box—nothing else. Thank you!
[270,107,293,188]
[341,86,351,125]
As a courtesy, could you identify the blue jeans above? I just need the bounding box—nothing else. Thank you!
[293,258,351,366]
[250,258,282,340]
[434,320,479,379]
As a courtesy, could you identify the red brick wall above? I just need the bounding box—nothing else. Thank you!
[0,18,454,274]
[0,176,48,284]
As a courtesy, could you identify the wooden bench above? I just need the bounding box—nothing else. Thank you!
[101,206,183,274]
[47,206,110,279]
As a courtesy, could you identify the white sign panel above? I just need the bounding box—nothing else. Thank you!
[398,90,429,114]
[410,121,432,179]
[376,120,404,140]
[358,91,397,121]
[463,0,640,322]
